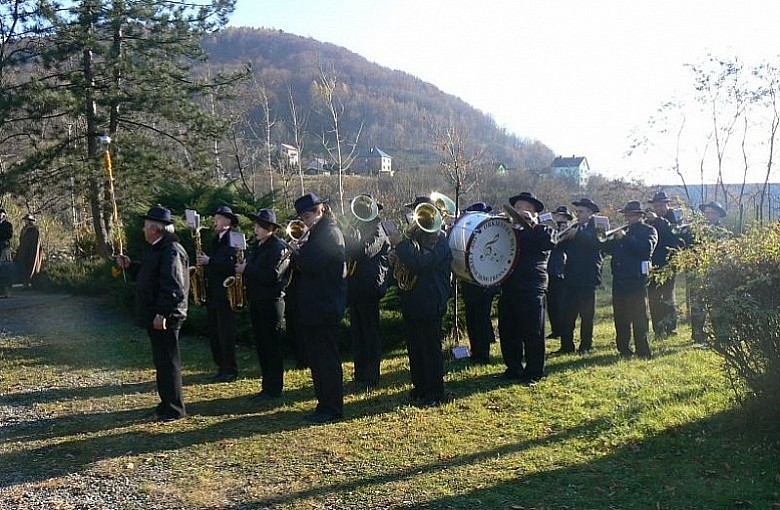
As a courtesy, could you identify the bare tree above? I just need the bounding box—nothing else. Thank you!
[287,84,308,197]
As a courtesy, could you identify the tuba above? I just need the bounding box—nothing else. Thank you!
[346,194,379,276]
[222,232,247,312]
[185,209,208,306]
[393,202,443,290]
[429,191,457,219]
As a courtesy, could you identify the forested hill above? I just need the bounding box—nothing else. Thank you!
[202,27,554,171]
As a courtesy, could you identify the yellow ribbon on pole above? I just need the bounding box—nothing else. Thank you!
[101,135,126,281]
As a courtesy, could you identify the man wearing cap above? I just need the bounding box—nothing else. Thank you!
[387,196,452,406]
[15,214,43,289]
[646,191,684,339]
[498,192,554,384]
[292,193,347,423]
[344,196,391,390]
[0,208,13,298]
[461,202,500,365]
[601,201,658,359]
[545,205,573,342]
[555,198,604,355]
[116,206,189,421]
[689,201,730,344]
[197,205,240,383]
[236,209,290,402]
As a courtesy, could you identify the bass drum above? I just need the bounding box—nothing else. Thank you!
[448,212,519,287]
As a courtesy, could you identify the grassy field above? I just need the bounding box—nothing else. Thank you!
[1,282,779,510]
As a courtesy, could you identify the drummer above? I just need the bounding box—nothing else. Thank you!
[497,192,554,385]
[460,202,501,365]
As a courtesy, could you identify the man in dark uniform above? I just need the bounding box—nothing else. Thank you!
[0,208,13,298]
[198,205,240,382]
[498,192,554,384]
[646,191,683,338]
[116,206,189,422]
[689,201,729,344]
[601,201,658,359]
[236,209,289,402]
[546,205,572,342]
[344,196,390,390]
[556,198,604,355]
[460,202,500,365]
[387,196,452,407]
[292,193,347,423]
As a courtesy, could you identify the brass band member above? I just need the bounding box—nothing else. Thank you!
[498,192,554,384]
[546,206,573,343]
[388,196,452,407]
[344,196,391,390]
[116,206,189,421]
[690,201,729,344]
[0,208,13,298]
[293,193,347,423]
[198,205,239,383]
[646,191,684,338]
[601,201,658,359]
[556,198,604,355]
[461,202,499,365]
[236,209,289,402]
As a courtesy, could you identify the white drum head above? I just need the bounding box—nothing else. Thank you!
[449,212,519,287]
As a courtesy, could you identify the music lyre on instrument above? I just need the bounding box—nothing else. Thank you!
[185,209,207,306]
[223,231,247,312]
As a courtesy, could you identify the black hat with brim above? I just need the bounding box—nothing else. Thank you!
[404,196,433,209]
[141,205,174,225]
[294,193,327,215]
[620,200,645,215]
[554,205,574,220]
[699,200,727,218]
[509,192,544,212]
[572,197,601,213]
[649,191,672,203]
[213,205,239,226]
[247,208,282,229]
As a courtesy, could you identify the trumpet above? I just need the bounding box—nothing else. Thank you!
[393,202,443,290]
[552,222,579,242]
[597,224,630,242]
[346,194,380,276]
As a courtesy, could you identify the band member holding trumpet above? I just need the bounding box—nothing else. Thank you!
[292,193,347,423]
[344,194,391,390]
[387,196,452,407]
[116,206,189,422]
[545,206,573,342]
[198,205,240,383]
[461,202,500,365]
[556,198,604,355]
[236,209,289,402]
[498,192,554,385]
[601,201,658,359]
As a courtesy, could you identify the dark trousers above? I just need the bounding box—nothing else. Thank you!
[613,285,651,357]
[648,274,677,336]
[546,276,566,337]
[560,286,596,351]
[349,298,382,386]
[207,305,237,376]
[299,323,344,417]
[498,291,546,379]
[147,324,186,419]
[284,299,307,369]
[249,298,285,396]
[689,277,707,343]
[463,291,496,362]
[403,316,444,402]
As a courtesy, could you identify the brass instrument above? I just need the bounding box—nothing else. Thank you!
[597,224,630,242]
[346,194,380,276]
[393,202,443,290]
[223,231,247,312]
[552,221,579,243]
[185,209,207,306]
[286,219,307,242]
[501,204,534,230]
[429,191,457,218]
[283,220,307,287]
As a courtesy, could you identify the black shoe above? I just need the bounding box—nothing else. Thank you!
[416,399,441,409]
[469,356,490,365]
[637,353,653,360]
[552,347,575,355]
[157,413,185,423]
[578,348,592,355]
[497,369,522,380]
[249,392,280,403]
[619,351,634,359]
[304,412,342,424]
[517,374,543,386]
[214,373,237,383]
[546,333,560,339]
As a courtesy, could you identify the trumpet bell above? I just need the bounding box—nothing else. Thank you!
[286,219,306,240]
[412,202,443,234]
[502,204,533,230]
[350,194,379,222]
[430,192,457,217]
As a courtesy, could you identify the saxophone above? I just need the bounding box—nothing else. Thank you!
[188,221,208,306]
[223,248,246,312]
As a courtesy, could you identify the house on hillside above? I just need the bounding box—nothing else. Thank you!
[552,155,590,187]
[305,157,330,175]
[354,146,393,176]
[278,143,299,168]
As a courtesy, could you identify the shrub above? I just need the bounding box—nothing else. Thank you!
[676,222,780,405]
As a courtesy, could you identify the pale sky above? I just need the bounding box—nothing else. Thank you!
[229,0,780,185]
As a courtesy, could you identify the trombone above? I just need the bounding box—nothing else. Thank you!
[501,204,534,230]
[597,224,629,242]
[552,222,579,242]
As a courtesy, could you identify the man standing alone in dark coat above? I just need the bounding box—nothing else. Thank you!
[117,206,189,421]
[0,208,13,298]
[292,193,347,423]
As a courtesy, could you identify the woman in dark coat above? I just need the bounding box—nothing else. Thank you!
[15,214,43,288]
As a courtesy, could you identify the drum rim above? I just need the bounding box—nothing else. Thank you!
[452,214,520,287]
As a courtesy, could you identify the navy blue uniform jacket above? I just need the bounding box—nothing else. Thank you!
[396,232,452,320]
[603,222,658,291]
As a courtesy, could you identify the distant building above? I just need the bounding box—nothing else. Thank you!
[278,143,299,168]
[552,155,590,187]
[305,157,330,175]
[354,146,393,176]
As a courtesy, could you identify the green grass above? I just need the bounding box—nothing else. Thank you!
[1,281,779,509]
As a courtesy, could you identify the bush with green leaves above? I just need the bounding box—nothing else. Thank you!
[675,222,780,405]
